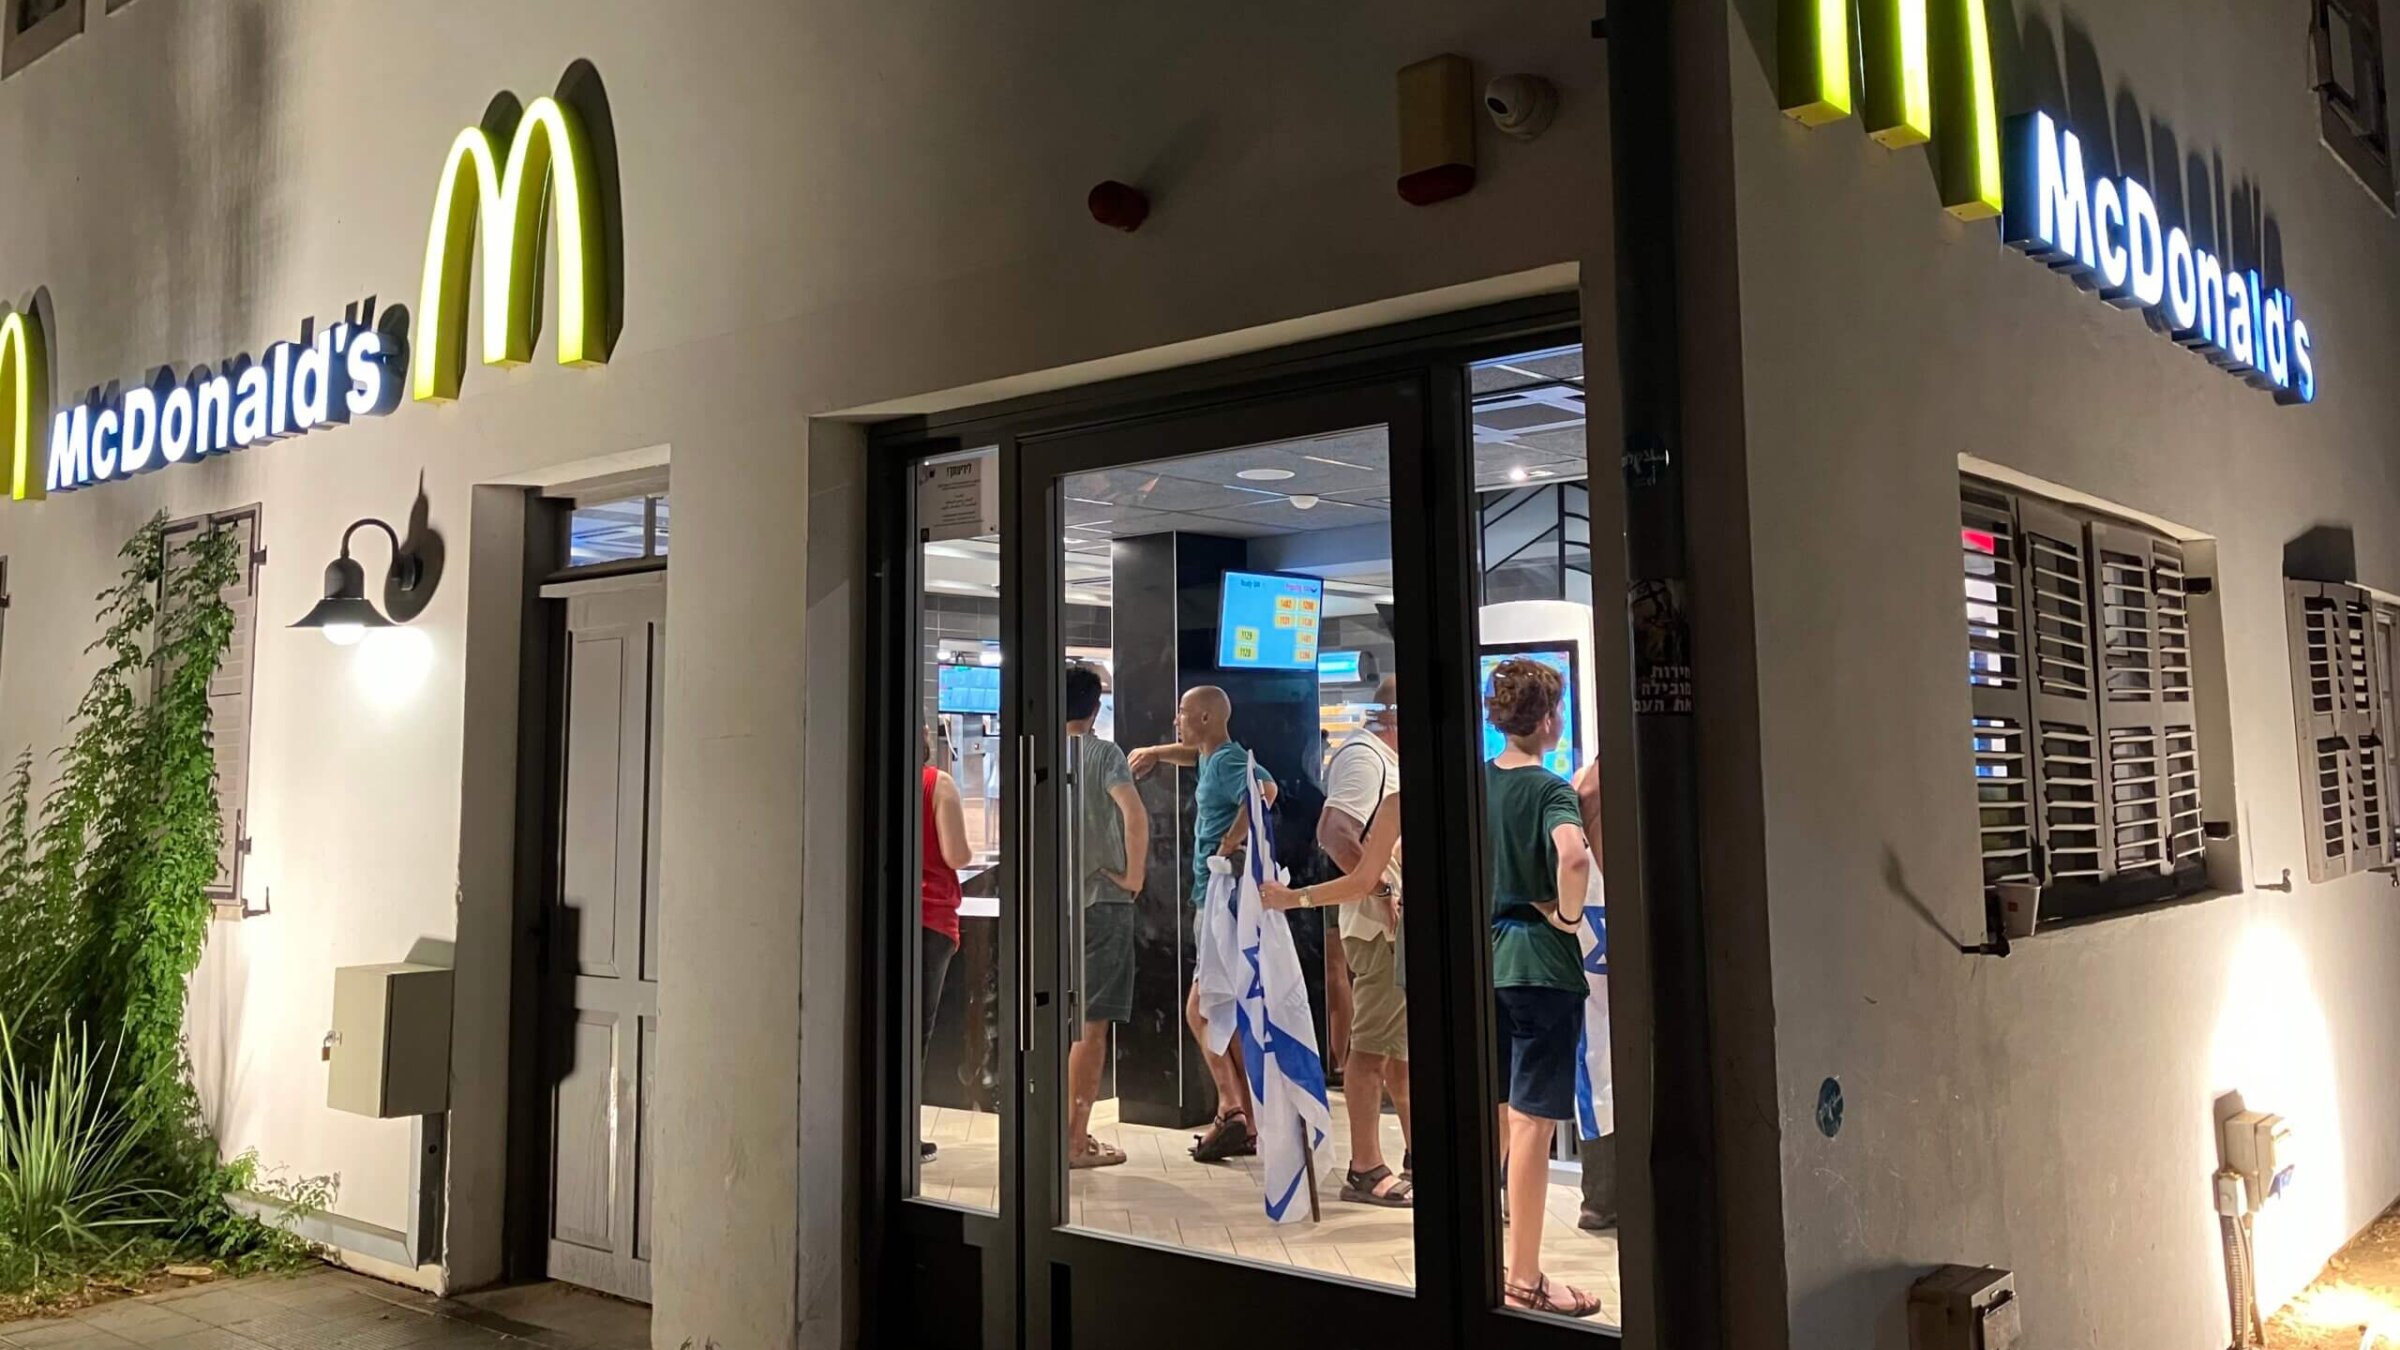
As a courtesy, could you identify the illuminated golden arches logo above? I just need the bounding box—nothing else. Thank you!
[1780,0,2004,220]
[415,92,611,403]
[0,308,47,502]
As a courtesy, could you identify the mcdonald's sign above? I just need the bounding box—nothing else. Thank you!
[1781,0,2003,219]
[413,92,611,403]
[1780,1,2318,403]
[3,69,620,503]
[0,309,45,502]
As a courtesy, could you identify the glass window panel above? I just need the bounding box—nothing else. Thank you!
[1052,425,1419,1291]
[569,497,652,566]
[1467,342,1619,1331]
[913,447,1003,1213]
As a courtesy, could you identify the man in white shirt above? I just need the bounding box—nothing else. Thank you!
[1317,676,1411,1205]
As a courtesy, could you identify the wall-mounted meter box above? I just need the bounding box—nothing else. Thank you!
[326,963,453,1118]
[1908,1266,2020,1350]
[2225,1111,2295,1210]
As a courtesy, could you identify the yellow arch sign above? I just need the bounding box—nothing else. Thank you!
[1780,0,2003,220]
[414,93,611,403]
[1,308,46,502]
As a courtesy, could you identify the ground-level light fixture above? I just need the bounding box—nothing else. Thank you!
[292,518,422,646]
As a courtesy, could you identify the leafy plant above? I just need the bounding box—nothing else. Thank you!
[0,1019,168,1274]
[0,515,319,1300]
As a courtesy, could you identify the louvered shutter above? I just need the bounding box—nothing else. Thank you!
[2087,519,2206,903]
[165,509,261,899]
[2374,604,2400,869]
[1962,483,2036,890]
[2016,496,2106,892]
[2287,580,2383,882]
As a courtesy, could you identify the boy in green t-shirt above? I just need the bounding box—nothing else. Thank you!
[1482,658,1603,1320]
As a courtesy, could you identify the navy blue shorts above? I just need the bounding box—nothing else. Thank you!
[1495,986,1585,1122]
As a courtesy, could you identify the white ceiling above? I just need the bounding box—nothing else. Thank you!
[924,343,1586,610]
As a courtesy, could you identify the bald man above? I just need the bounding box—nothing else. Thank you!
[1130,684,1277,1162]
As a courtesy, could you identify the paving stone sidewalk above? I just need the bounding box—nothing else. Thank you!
[0,1267,648,1350]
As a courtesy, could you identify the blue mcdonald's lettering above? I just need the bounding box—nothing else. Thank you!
[2000,110,2315,405]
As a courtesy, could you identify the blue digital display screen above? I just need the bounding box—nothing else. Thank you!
[1216,572,1324,671]
[1479,646,1579,777]
[1317,650,1362,683]
[937,662,1001,715]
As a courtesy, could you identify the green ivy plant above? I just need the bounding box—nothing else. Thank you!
[0,514,321,1299]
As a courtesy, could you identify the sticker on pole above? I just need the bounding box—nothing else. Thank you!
[1630,578,1692,717]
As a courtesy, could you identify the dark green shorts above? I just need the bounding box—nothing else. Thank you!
[1082,902,1137,1025]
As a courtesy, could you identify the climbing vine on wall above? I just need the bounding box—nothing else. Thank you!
[0,513,237,1172]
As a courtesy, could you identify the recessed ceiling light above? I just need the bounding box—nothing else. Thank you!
[1508,466,1531,483]
[1290,495,1320,510]
[1236,467,1297,481]
[1528,467,1553,479]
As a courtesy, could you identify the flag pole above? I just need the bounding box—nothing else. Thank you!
[1302,1118,1320,1223]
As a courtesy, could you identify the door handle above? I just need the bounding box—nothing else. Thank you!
[1016,733,1035,1057]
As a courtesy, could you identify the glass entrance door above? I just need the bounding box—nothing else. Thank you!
[874,317,1625,1350]
[1013,380,1460,1347]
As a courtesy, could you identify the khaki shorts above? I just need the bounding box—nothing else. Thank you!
[1343,935,1408,1061]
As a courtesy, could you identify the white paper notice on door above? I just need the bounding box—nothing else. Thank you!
[918,457,999,543]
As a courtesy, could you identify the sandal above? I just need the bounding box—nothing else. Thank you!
[1401,1149,1413,1183]
[1069,1136,1128,1170]
[1505,1274,1607,1320]
[1189,1110,1258,1163]
[1339,1163,1413,1207]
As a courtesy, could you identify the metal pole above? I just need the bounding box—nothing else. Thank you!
[1604,1,1727,1345]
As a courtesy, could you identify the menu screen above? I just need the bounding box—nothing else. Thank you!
[1479,645,1580,777]
[1216,572,1325,671]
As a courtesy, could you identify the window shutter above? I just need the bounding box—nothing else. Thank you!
[208,512,261,898]
[2374,605,2400,868]
[2286,579,2380,882]
[1962,483,2036,889]
[2017,495,2105,889]
[2088,519,2201,892]
[165,509,261,900]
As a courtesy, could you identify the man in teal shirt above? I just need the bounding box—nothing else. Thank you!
[1130,684,1276,1161]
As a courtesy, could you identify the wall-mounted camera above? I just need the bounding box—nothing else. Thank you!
[1485,74,1558,141]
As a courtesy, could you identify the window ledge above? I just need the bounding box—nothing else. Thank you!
[2,0,80,77]
[2015,885,2240,942]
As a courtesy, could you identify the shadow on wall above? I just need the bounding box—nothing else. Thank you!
[1791,1263,1917,1350]
[155,2,284,367]
[1724,0,2289,305]
[386,474,447,623]
[2285,524,2359,585]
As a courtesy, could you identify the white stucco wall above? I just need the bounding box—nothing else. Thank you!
[0,3,1615,1347]
[1713,0,2400,1345]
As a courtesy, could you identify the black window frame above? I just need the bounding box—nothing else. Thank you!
[2315,0,2398,209]
[1,0,80,77]
[1963,476,2211,926]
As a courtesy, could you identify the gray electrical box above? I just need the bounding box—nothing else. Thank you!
[1909,1266,2019,1350]
[327,963,453,1118]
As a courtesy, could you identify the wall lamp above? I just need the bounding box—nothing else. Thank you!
[291,518,422,646]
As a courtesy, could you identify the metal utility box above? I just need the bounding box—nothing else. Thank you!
[327,963,453,1118]
[1909,1265,2020,1350]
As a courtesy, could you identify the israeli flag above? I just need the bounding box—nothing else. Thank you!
[1574,871,1614,1141]
[1194,754,1333,1223]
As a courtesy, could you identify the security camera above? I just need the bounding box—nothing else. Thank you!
[1484,74,1557,141]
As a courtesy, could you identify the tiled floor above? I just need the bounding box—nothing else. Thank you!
[0,1268,647,1350]
[920,1092,1623,1327]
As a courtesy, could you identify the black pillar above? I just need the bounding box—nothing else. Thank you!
[1110,532,1327,1129]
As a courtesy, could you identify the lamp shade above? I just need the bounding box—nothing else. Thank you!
[291,554,395,641]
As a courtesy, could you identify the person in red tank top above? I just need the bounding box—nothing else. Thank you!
[918,724,974,1160]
